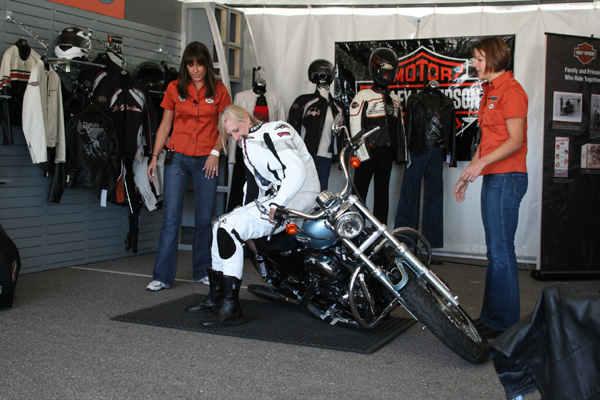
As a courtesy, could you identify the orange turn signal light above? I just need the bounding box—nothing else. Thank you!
[285,223,298,234]
[350,157,361,168]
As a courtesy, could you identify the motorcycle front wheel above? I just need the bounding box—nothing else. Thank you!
[399,269,490,364]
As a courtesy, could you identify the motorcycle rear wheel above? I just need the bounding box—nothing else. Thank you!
[399,270,490,364]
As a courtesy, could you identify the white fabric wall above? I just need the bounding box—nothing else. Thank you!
[239,4,600,266]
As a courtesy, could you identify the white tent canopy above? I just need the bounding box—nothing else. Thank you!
[181,0,596,5]
[183,1,600,267]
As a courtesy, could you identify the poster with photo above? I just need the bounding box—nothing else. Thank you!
[540,33,600,275]
[554,137,570,178]
[591,94,600,131]
[552,91,582,123]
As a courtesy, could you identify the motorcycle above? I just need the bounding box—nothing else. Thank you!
[246,116,489,364]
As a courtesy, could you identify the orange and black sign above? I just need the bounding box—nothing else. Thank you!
[335,35,515,161]
[49,0,125,19]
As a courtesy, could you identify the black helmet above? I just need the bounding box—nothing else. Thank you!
[368,48,398,86]
[134,61,166,91]
[54,27,92,60]
[308,59,334,85]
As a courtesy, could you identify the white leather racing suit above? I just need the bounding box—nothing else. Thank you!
[212,121,320,279]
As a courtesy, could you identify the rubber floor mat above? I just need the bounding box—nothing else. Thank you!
[111,294,416,354]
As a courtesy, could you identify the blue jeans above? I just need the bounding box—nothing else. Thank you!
[480,172,528,330]
[152,152,217,285]
[394,147,444,248]
[314,156,332,192]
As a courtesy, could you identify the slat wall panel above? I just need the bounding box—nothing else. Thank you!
[1,0,180,273]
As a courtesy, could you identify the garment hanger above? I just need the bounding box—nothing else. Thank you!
[41,55,50,70]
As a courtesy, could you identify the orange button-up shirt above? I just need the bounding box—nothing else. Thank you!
[478,71,528,175]
[161,80,231,156]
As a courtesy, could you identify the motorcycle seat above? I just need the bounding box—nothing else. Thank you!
[253,231,297,253]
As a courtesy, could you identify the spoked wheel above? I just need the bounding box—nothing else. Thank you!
[399,269,490,364]
[348,266,395,330]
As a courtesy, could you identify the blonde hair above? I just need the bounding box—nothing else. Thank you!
[217,104,261,141]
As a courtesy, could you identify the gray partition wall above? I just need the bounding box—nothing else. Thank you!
[0,0,182,273]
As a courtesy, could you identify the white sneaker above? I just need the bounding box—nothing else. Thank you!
[146,280,170,291]
[196,276,210,286]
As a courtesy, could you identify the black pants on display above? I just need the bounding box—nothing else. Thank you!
[352,146,394,224]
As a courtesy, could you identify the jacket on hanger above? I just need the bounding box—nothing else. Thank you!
[234,89,286,121]
[106,72,156,162]
[22,59,66,165]
[404,87,457,167]
[0,42,41,126]
[65,104,120,196]
[288,88,347,161]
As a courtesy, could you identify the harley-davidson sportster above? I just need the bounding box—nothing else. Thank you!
[246,116,489,364]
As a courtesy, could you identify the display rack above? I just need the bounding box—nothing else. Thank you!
[89,29,125,65]
[4,10,49,50]
[157,45,180,64]
[48,57,105,73]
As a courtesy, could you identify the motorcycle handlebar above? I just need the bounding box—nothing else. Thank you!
[272,125,380,224]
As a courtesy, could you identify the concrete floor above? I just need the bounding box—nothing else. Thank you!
[1,251,598,399]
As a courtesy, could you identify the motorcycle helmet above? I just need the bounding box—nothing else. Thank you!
[368,47,398,86]
[134,61,166,92]
[308,59,334,86]
[54,27,92,60]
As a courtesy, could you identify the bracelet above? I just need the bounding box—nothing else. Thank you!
[152,154,159,158]
[210,149,220,157]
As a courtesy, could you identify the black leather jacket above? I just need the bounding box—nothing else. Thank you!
[404,88,457,167]
[66,104,120,196]
[490,284,600,400]
[288,89,347,161]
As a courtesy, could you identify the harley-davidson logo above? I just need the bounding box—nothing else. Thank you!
[574,42,596,65]
[395,46,470,87]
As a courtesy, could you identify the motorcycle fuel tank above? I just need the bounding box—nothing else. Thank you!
[297,219,339,250]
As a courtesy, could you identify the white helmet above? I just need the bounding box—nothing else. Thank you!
[54,27,92,60]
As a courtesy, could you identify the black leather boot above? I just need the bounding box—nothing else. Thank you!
[202,275,244,327]
[186,268,223,314]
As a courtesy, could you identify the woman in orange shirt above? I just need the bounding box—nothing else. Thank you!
[145,41,231,291]
[454,36,528,339]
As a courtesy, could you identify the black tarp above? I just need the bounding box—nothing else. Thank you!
[0,224,21,308]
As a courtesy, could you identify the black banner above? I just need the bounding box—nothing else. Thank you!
[540,33,600,273]
[334,35,515,161]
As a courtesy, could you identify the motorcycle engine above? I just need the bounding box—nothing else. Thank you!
[304,252,345,281]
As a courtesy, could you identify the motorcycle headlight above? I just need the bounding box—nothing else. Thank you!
[334,211,364,239]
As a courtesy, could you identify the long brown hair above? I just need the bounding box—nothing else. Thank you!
[176,41,216,99]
